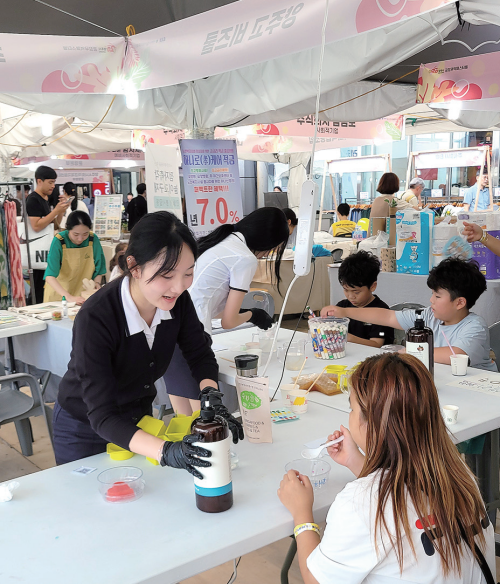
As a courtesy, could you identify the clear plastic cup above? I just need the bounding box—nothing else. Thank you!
[97,466,145,503]
[285,459,331,490]
[309,317,349,360]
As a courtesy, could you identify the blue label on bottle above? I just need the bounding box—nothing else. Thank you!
[195,481,232,497]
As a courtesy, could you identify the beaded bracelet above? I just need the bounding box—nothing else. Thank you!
[294,522,321,538]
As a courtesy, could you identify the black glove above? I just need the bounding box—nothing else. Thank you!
[160,434,211,480]
[248,308,274,330]
[200,387,244,444]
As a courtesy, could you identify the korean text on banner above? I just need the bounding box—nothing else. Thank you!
[93,195,122,239]
[235,375,272,444]
[145,143,182,219]
[180,139,243,237]
[414,149,485,170]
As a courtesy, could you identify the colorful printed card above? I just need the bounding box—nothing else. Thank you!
[270,409,299,423]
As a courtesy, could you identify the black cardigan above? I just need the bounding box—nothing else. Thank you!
[58,278,218,449]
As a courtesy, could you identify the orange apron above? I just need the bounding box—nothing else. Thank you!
[43,233,95,302]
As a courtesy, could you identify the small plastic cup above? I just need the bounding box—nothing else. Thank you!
[97,466,145,503]
[450,354,468,376]
[443,405,459,425]
[285,459,331,490]
[280,383,297,406]
[289,389,309,414]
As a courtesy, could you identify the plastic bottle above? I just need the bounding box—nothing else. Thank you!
[405,309,434,376]
[62,296,68,319]
[191,395,233,513]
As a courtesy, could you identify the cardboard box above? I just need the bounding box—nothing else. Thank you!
[396,210,433,275]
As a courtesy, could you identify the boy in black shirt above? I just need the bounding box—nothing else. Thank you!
[323,251,394,348]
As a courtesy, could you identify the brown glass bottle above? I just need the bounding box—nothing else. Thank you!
[406,310,434,376]
[191,410,233,513]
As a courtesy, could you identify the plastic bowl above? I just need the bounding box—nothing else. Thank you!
[285,459,331,490]
[308,317,349,360]
[97,466,145,503]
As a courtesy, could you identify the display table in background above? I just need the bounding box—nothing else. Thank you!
[329,266,500,327]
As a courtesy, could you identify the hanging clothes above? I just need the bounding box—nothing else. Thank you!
[0,205,12,309]
[4,200,25,307]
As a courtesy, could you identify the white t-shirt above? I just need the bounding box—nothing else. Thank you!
[59,200,90,230]
[307,471,495,584]
[109,265,122,282]
[189,232,257,333]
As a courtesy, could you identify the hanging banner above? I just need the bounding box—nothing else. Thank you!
[53,168,112,184]
[93,195,122,239]
[132,115,403,155]
[180,139,243,237]
[0,34,125,93]
[417,52,499,105]
[145,143,182,219]
[0,0,449,94]
[414,149,485,170]
[126,0,450,91]
[328,155,388,174]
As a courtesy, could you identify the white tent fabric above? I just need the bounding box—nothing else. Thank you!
[0,4,459,129]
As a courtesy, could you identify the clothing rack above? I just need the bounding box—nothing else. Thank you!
[0,182,34,303]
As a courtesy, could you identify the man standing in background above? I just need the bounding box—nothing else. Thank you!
[127,183,147,231]
[26,166,69,303]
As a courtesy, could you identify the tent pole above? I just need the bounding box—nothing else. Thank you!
[487,147,493,211]
[329,174,337,217]
[317,160,328,232]
[405,153,413,189]
[474,148,487,212]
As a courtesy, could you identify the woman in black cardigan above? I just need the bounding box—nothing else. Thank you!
[53,212,242,475]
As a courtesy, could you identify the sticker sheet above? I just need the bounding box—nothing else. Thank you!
[447,373,500,396]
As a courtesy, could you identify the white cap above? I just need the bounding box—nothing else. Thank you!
[409,177,425,188]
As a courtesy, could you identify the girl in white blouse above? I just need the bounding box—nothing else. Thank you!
[278,353,495,584]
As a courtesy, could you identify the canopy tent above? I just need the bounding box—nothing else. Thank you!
[1,0,499,132]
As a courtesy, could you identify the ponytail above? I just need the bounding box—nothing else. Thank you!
[198,224,235,255]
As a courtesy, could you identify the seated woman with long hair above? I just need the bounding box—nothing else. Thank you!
[278,353,495,583]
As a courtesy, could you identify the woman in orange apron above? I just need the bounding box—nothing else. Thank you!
[44,211,106,304]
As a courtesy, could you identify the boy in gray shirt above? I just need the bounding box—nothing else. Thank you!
[321,258,496,372]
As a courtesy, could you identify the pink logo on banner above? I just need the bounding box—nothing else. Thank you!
[356,0,450,33]
[41,63,112,93]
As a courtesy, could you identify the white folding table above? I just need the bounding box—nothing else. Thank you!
[1,402,352,584]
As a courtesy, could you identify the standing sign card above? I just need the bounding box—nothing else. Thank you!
[180,139,243,237]
[93,195,122,239]
[145,143,182,219]
[235,376,272,444]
